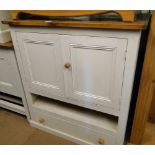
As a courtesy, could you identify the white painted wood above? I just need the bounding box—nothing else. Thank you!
[0,47,30,117]
[0,99,25,115]
[17,33,65,97]
[10,27,142,144]
[0,48,22,97]
[62,35,127,110]
[10,27,140,39]
[30,89,119,116]
[10,31,33,120]
[32,96,118,133]
[117,31,141,144]
[30,108,116,144]
[30,120,90,144]
[0,92,22,105]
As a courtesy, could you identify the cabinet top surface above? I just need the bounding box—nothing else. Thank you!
[3,20,148,30]
[0,41,13,49]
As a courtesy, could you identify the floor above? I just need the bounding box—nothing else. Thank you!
[1,108,155,145]
[0,108,75,145]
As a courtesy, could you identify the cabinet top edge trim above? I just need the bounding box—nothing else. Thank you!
[0,42,13,49]
[3,20,147,30]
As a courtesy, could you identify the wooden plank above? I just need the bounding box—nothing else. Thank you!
[130,11,155,144]
[2,20,147,30]
[11,10,135,22]
[148,90,155,122]
[0,41,13,48]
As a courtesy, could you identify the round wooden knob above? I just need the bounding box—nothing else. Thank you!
[64,62,71,69]
[98,138,104,144]
[38,118,45,124]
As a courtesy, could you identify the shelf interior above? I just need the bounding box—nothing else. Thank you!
[32,94,118,133]
[0,92,23,106]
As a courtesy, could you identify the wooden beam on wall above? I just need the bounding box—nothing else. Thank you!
[148,90,155,122]
[130,11,155,144]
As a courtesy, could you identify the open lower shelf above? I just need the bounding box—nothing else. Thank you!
[0,92,25,115]
[32,95,118,133]
[0,99,25,115]
[0,92,23,105]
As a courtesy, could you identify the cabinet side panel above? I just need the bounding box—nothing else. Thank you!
[117,31,141,144]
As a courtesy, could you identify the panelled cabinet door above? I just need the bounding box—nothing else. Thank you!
[0,49,21,97]
[62,35,127,110]
[17,33,65,97]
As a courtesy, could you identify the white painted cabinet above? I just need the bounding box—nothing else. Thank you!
[0,47,29,116]
[62,35,127,110]
[17,33,65,97]
[11,28,141,144]
[0,48,21,97]
[17,32,128,112]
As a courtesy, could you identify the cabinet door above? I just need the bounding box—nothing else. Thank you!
[17,33,64,97]
[62,35,127,110]
[0,49,21,97]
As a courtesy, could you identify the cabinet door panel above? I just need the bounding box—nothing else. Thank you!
[17,33,64,97]
[0,49,21,97]
[62,35,127,110]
